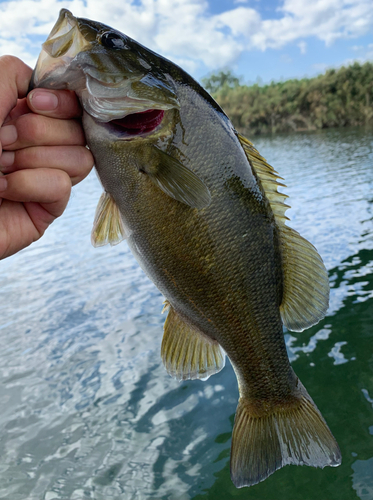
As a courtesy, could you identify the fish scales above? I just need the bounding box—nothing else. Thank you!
[89,105,291,402]
[30,9,341,488]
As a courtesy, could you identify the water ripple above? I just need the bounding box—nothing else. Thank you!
[0,128,372,499]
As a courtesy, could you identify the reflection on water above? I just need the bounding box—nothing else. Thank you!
[352,457,373,500]
[0,127,372,500]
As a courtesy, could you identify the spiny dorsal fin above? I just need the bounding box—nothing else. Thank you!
[237,133,329,332]
[91,192,127,247]
[161,301,225,381]
[237,133,290,222]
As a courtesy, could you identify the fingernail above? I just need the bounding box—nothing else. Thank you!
[0,177,7,191]
[29,90,59,111]
[0,125,17,147]
[0,152,15,169]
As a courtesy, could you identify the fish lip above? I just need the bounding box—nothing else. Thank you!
[30,9,91,90]
[48,9,78,40]
[42,9,87,58]
[31,10,180,125]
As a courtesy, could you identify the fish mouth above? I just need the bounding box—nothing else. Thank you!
[111,109,165,136]
[30,9,91,90]
[31,9,179,128]
[81,71,177,123]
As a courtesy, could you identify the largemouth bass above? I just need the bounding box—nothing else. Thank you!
[30,9,341,487]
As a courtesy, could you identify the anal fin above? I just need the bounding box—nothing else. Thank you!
[161,303,225,381]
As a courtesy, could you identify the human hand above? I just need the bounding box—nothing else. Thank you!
[0,55,94,260]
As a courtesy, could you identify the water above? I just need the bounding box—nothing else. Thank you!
[0,127,372,500]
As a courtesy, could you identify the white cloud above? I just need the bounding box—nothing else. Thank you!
[253,0,373,49]
[0,38,35,68]
[215,6,260,37]
[0,0,244,69]
[298,41,307,54]
[0,0,372,73]
[153,3,244,68]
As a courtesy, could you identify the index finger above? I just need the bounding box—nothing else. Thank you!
[0,56,31,126]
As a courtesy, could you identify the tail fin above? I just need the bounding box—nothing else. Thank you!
[230,380,341,488]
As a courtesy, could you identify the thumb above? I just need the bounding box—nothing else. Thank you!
[27,89,83,119]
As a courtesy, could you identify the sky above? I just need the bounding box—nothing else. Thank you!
[0,0,372,85]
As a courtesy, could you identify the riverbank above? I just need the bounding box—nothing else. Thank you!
[206,62,373,136]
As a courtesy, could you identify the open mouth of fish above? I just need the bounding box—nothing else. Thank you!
[30,9,177,138]
[108,109,165,137]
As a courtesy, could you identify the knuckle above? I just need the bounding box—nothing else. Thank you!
[80,146,94,169]
[15,146,39,165]
[17,114,48,143]
[73,147,94,182]
[44,169,72,207]
[56,170,72,196]
[59,90,81,116]
[0,55,21,70]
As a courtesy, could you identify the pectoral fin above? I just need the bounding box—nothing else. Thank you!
[161,302,225,381]
[91,192,127,247]
[142,146,211,209]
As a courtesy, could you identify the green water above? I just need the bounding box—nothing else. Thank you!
[0,127,372,500]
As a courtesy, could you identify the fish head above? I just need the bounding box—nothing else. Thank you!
[31,9,180,125]
[31,10,212,213]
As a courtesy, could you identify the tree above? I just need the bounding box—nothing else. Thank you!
[201,70,240,94]
[203,63,373,135]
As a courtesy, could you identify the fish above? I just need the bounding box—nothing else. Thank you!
[30,9,342,488]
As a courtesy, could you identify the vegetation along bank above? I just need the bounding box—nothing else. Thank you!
[202,62,373,135]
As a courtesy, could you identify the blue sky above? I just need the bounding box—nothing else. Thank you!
[0,0,372,85]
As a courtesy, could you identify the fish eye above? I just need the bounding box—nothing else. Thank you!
[100,31,125,49]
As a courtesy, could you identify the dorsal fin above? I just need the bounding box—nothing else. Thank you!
[237,133,290,221]
[237,133,329,332]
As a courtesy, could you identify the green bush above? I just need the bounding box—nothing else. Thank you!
[203,62,373,135]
